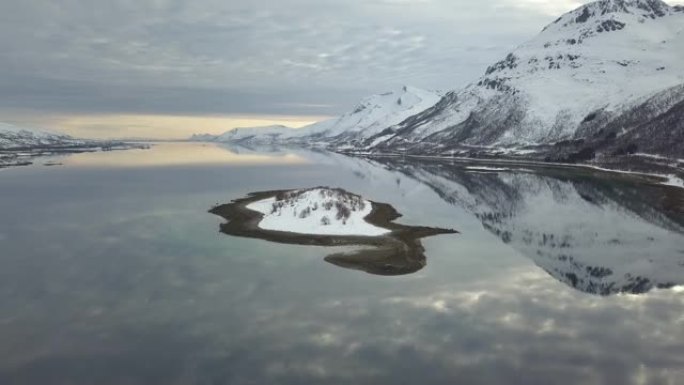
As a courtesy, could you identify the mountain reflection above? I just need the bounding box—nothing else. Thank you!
[369,157,684,296]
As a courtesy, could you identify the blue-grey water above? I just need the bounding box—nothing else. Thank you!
[1,143,683,385]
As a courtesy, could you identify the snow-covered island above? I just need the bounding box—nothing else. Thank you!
[246,188,390,236]
[210,187,457,276]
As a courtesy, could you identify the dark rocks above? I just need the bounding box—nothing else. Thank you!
[576,7,592,23]
[485,53,518,75]
[597,19,626,33]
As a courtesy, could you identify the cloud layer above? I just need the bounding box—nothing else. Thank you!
[0,1,586,116]
[1,0,682,135]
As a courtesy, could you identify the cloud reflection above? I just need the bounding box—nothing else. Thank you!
[60,142,308,168]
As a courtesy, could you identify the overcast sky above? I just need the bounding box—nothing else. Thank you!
[1,0,681,138]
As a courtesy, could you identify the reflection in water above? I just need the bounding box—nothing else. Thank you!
[1,146,684,384]
[60,142,307,168]
[365,156,684,295]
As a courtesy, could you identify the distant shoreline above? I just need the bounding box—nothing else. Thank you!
[0,142,150,170]
[339,151,684,190]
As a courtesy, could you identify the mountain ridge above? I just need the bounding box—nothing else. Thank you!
[190,0,684,170]
[189,85,442,147]
[0,122,89,150]
[366,0,684,153]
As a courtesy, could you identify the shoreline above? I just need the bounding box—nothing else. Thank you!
[340,151,684,190]
[209,189,458,276]
[0,142,151,170]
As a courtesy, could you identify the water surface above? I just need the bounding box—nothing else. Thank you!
[1,143,683,385]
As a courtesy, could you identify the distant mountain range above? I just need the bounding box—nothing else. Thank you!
[193,0,684,167]
[0,122,93,150]
[0,123,142,168]
[191,85,443,148]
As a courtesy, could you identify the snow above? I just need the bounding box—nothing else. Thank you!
[190,86,442,146]
[366,0,684,149]
[246,188,391,236]
[397,158,684,294]
[662,174,684,188]
[465,166,511,172]
[214,125,297,143]
[492,0,684,143]
[634,152,671,160]
[299,86,442,140]
[0,122,83,149]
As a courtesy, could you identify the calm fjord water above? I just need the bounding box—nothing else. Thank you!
[1,143,683,385]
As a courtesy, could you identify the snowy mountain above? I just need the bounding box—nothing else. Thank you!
[190,86,442,147]
[359,0,684,159]
[0,122,89,150]
[195,125,297,146]
[216,125,295,142]
[293,86,443,147]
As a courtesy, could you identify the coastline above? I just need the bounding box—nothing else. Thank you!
[339,151,684,190]
[0,142,151,170]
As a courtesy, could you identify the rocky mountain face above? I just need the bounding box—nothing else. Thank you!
[365,0,684,158]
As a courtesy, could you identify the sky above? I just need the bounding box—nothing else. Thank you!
[1,0,681,139]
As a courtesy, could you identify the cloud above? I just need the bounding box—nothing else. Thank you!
[6,0,678,137]
[498,0,584,15]
[0,1,557,114]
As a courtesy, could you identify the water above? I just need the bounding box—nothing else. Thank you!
[1,143,683,385]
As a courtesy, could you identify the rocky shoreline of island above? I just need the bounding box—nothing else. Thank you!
[209,188,458,276]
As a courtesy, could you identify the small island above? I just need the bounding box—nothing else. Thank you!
[210,187,458,276]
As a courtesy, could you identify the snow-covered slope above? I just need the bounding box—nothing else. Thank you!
[0,122,87,150]
[189,86,442,147]
[246,187,390,236]
[293,86,442,146]
[367,0,684,154]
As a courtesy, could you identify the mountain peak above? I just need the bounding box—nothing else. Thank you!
[596,0,668,13]
[570,0,672,23]
[539,0,678,40]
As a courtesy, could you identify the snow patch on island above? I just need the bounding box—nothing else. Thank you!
[246,188,390,236]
